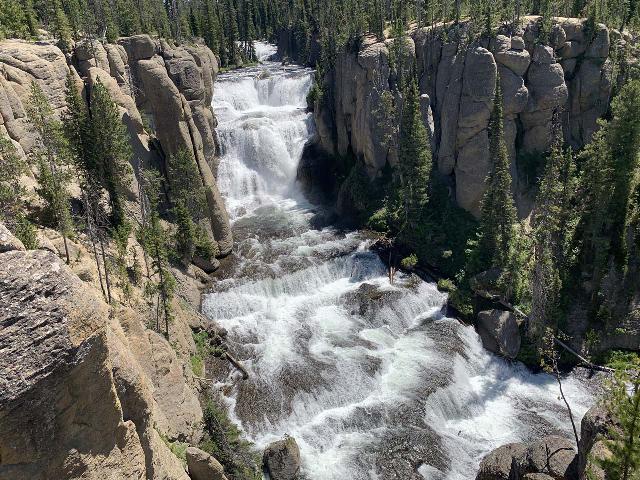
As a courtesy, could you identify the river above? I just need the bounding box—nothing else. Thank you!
[203,43,595,480]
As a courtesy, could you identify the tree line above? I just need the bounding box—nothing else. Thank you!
[3,0,640,68]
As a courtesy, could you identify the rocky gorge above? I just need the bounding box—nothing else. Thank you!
[0,15,637,480]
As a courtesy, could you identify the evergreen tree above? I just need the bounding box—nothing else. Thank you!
[26,81,74,263]
[476,79,518,272]
[89,78,133,227]
[395,79,431,230]
[596,358,640,480]
[139,169,175,337]
[531,122,577,337]
[0,132,28,227]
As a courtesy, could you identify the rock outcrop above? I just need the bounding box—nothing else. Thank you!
[311,17,633,218]
[263,436,301,480]
[186,446,228,480]
[476,309,522,359]
[0,35,232,257]
[476,435,577,480]
[0,223,211,480]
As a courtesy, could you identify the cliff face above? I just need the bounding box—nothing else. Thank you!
[0,34,232,255]
[0,35,236,480]
[312,16,632,218]
[0,231,206,480]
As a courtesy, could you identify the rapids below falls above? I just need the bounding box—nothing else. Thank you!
[202,43,596,480]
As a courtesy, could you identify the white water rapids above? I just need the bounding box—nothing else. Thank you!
[204,43,595,480]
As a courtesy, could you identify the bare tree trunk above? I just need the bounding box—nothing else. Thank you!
[83,191,106,299]
[554,364,580,449]
[99,234,112,304]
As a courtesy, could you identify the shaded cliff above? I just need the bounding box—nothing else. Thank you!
[308,16,634,218]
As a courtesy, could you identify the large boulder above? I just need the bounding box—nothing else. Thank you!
[0,223,24,252]
[578,405,617,479]
[476,442,527,480]
[477,310,521,359]
[525,435,578,479]
[263,436,301,480]
[186,446,228,480]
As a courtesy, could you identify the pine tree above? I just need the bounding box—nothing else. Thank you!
[139,169,175,337]
[476,79,518,272]
[26,81,74,263]
[395,79,431,230]
[597,359,640,480]
[531,122,577,337]
[51,0,73,52]
[89,78,133,227]
[0,132,28,227]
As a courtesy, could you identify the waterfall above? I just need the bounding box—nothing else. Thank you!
[205,43,594,480]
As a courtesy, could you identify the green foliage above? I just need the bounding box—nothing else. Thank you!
[167,149,217,264]
[200,398,260,480]
[596,359,640,480]
[400,253,418,270]
[139,168,176,337]
[89,79,133,227]
[112,221,133,300]
[475,79,518,273]
[0,131,28,226]
[159,432,188,466]
[27,81,74,247]
[14,213,39,249]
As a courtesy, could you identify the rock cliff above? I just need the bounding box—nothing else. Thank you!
[0,34,232,255]
[0,33,237,480]
[310,17,634,218]
[0,227,206,480]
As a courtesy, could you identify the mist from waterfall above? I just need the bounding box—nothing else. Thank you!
[205,43,594,480]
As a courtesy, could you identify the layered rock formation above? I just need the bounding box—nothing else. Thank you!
[0,226,205,480]
[0,34,232,256]
[311,17,633,218]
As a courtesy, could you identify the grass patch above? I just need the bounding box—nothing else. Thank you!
[159,432,188,467]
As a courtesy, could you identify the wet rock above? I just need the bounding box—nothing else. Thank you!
[525,435,577,479]
[186,446,228,480]
[476,442,527,480]
[263,436,301,480]
[477,310,521,359]
[0,223,24,252]
[342,283,403,318]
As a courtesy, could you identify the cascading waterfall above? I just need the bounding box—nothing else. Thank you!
[204,43,594,480]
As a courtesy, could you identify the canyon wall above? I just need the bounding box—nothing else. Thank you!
[312,16,635,218]
[0,34,232,255]
[0,35,235,480]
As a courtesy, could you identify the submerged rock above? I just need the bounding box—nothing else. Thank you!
[263,436,301,480]
[477,309,521,359]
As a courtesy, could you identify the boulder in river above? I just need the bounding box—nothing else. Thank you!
[476,442,527,480]
[263,436,301,480]
[477,309,521,359]
[476,435,577,480]
[525,435,578,479]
